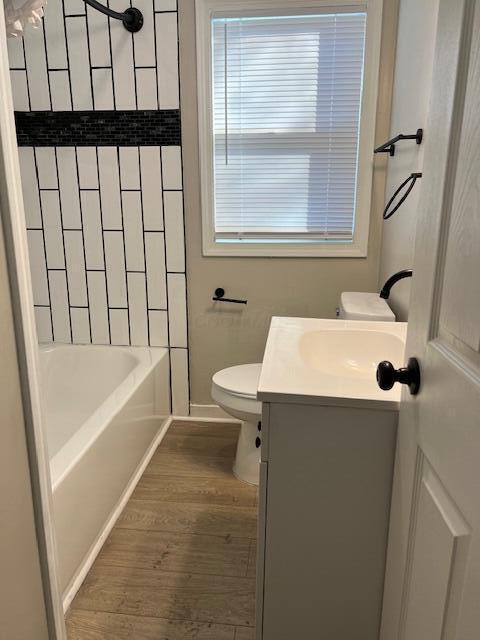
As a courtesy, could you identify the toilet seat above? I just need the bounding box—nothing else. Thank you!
[212,364,263,421]
[212,363,262,399]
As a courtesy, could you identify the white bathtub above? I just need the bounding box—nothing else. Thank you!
[39,344,171,609]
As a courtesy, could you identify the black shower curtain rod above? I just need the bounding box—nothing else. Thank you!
[82,0,143,32]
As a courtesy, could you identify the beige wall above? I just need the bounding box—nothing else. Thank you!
[378,0,440,320]
[179,0,398,404]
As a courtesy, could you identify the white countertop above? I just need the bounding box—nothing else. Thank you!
[258,317,408,410]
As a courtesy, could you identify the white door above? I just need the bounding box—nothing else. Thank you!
[0,4,65,638]
[380,1,480,639]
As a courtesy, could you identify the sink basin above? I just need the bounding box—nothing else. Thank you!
[258,317,408,408]
[299,329,405,380]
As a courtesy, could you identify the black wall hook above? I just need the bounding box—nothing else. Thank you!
[383,172,422,220]
[375,129,423,157]
[213,288,247,305]
[83,0,143,32]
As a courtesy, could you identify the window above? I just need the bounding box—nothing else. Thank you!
[196,0,383,256]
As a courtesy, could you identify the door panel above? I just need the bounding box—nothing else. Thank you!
[438,13,480,354]
[401,456,470,640]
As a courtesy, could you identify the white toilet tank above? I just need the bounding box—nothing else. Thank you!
[338,292,395,322]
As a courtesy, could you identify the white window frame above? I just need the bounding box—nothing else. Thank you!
[196,0,383,257]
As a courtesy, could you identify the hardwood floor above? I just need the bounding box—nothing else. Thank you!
[66,420,258,639]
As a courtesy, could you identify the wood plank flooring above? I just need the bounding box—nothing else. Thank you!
[67,420,258,639]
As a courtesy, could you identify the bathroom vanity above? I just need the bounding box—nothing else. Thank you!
[255,317,407,640]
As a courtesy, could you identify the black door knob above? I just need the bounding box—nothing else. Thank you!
[255,436,261,448]
[376,357,421,395]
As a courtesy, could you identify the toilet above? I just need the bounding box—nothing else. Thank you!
[212,363,262,485]
[211,292,395,485]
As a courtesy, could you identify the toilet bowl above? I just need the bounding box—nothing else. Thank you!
[211,363,262,485]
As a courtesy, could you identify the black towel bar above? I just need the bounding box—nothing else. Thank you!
[375,129,423,157]
[213,288,247,305]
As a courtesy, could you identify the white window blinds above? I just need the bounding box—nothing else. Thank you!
[212,12,367,242]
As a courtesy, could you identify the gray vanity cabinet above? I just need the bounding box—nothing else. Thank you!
[256,400,398,640]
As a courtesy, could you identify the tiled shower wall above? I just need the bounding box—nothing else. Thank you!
[7,0,189,413]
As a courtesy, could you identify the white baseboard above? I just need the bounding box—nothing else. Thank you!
[188,403,240,422]
[62,416,173,613]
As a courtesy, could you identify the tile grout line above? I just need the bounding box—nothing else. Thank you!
[174,2,191,415]
[53,149,73,343]
[95,147,113,344]
[74,149,94,343]
[117,146,132,344]
[32,149,55,339]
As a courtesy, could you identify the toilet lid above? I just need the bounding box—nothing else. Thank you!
[212,363,262,399]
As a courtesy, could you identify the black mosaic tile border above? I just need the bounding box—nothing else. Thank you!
[14,110,181,147]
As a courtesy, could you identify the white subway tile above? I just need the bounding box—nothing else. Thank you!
[148,310,168,347]
[87,271,110,344]
[145,232,167,309]
[10,70,29,111]
[41,191,65,269]
[49,71,72,111]
[135,68,158,110]
[27,230,49,306]
[64,0,85,15]
[154,0,177,12]
[86,5,111,66]
[43,3,68,68]
[66,17,93,110]
[98,147,122,229]
[156,12,179,109]
[161,146,182,189]
[23,21,51,110]
[109,309,130,345]
[35,148,58,189]
[140,146,163,231]
[127,272,148,345]
[92,68,114,110]
[34,306,53,343]
[170,348,189,415]
[164,191,184,272]
[110,0,136,110]
[133,0,156,66]
[49,270,71,343]
[57,147,81,229]
[71,307,91,344]
[64,230,88,306]
[81,190,104,270]
[122,191,144,271]
[77,147,98,188]
[167,272,187,347]
[104,231,127,307]
[119,147,140,190]
[18,148,41,228]
[7,36,25,68]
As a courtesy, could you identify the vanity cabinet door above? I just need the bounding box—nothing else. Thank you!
[260,402,396,640]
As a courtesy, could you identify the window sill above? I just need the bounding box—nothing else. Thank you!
[202,241,368,258]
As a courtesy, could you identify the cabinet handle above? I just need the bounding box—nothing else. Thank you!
[255,437,261,448]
